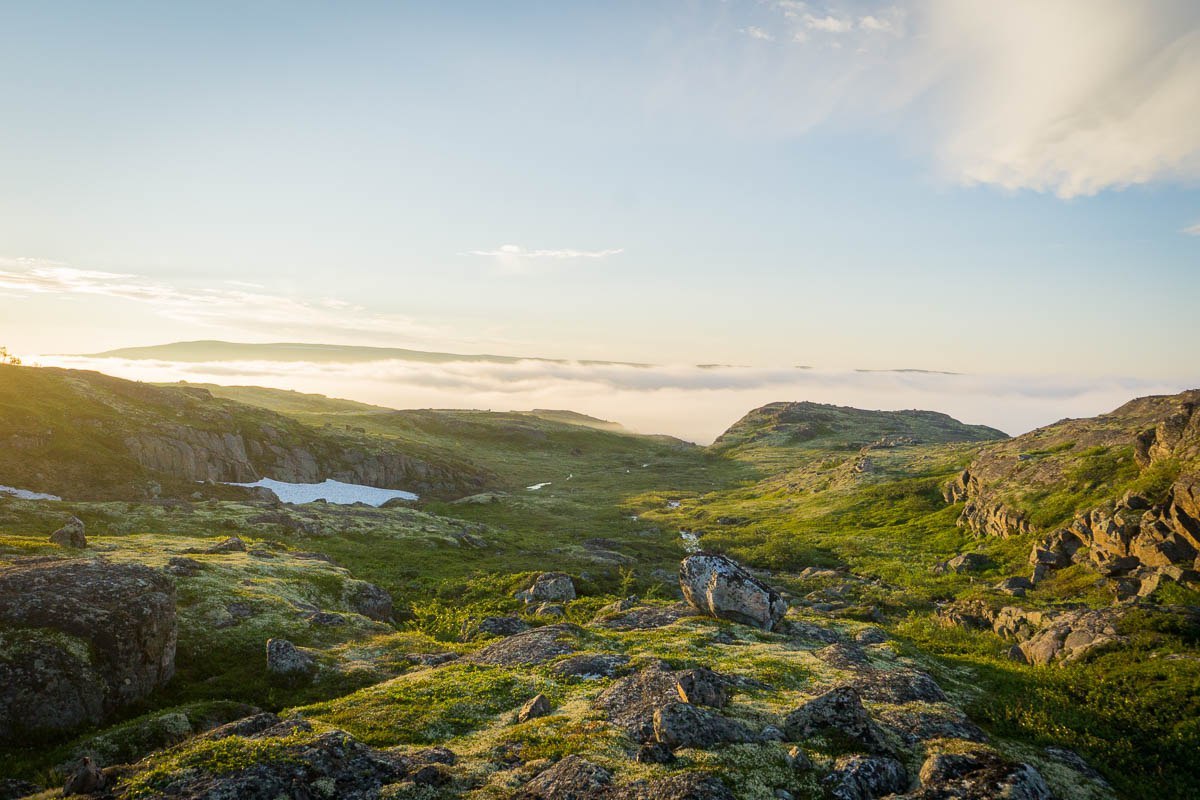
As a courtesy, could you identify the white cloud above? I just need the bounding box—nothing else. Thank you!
[0,256,439,343]
[718,0,1200,197]
[1183,221,1200,236]
[741,26,775,41]
[462,244,624,275]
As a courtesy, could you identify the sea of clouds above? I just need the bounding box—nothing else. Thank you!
[36,355,1198,444]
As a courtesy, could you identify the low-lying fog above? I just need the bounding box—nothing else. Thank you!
[36,355,1198,444]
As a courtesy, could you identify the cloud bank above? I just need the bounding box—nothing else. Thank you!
[37,354,1198,445]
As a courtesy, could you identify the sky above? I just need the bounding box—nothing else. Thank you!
[2,1,1199,439]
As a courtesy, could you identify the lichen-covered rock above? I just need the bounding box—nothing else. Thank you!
[782,686,888,752]
[595,662,684,741]
[652,702,757,749]
[824,754,908,800]
[0,559,176,742]
[674,667,731,708]
[49,516,87,548]
[678,554,787,630]
[468,615,530,639]
[516,755,613,799]
[900,749,1052,799]
[552,653,631,680]
[594,602,699,630]
[62,756,106,797]
[265,638,315,680]
[345,580,394,623]
[520,572,577,603]
[468,623,581,666]
[517,693,552,723]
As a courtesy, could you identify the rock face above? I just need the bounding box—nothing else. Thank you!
[945,390,1200,585]
[679,554,788,631]
[0,559,177,741]
[49,516,87,548]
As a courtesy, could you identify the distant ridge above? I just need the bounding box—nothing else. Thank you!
[85,340,649,367]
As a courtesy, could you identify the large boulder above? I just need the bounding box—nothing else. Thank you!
[824,755,908,800]
[652,702,757,749]
[782,686,888,752]
[49,516,87,548]
[0,559,177,742]
[678,554,787,630]
[520,572,577,603]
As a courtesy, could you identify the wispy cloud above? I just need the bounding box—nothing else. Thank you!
[462,244,624,275]
[717,0,1200,198]
[1183,221,1200,236]
[740,26,775,41]
[0,257,440,343]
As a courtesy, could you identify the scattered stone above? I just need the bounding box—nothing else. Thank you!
[551,653,631,680]
[995,576,1034,596]
[470,616,531,638]
[595,663,683,741]
[62,756,105,797]
[49,517,87,548]
[595,603,699,630]
[786,745,812,771]
[855,626,888,645]
[306,611,347,627]
[652,702,757,749]
[406,652,459,668]
[517,693,552,723]
[534,602,566,618]
[265,638,315,680]
[469,624,581,667]
[824,755,907,800]
[935,552,992,574]
[346,581,394,623]
[636,742,676,764]
[520,572,576,604]
[782,686,888,752]
[410,764,451,786]
[876,705,988,745]
[674,667,731,708]
[516,755,612,799]
[164,556,203,577]
[678,554,788,631]
[907,749,1051,799]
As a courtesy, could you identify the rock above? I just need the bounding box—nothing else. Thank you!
[855,626,888,645]
[905,749,1051,799]
[0,778,42,799]
[1017,608,1124,666]
[345,581,394,623]
[875,705,988,745]
[164,556,202,577]
[62,756,105,797]
[786,745,813,771]
[410,764,451,786]
[516,755,613,799]
[470,615,530,638]
[49,517,87,548]
[202,536,247,554]
[945,552,993,573]
[0,559,177,742]
[469,623,581,666]
[995,576,1034,596]
[595,603,699,630]
[635,742,676,764]
[306,611,347,627]
[521,572,576,603]
[782,686,888,752]
[534,602,566,618]
[854,668,947,704]
[265,638,315,680]
[652,702,757,749]
[595,663,684,741]
[517,693,552,723]
[594,595,639,620]
[551,653,631,679]
[406,652,459,668]
[823,755,907,800]
[140,718,411,799]
[674,667,731,708]
[617,774,735,800]
[678,554,788,631]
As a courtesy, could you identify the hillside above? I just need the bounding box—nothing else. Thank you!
[0,365,486,500]
[0,376,1197,799]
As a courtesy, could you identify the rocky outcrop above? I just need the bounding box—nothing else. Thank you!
[651,702,757,749]
[0,559,177,741]
[518,572,576,604]
[468,624,582,666]
[938,602,1140,665]
[679,554,788,630]
[946,391,1200,583]
[783,686,889,752]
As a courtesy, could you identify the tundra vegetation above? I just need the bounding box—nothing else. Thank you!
[0,363,1197,799]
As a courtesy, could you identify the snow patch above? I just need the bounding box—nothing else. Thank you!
[526,482,552,491]
[225,478,417,506]
[0,485,61,501]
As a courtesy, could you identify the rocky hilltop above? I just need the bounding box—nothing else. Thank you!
[945,390,1200,596]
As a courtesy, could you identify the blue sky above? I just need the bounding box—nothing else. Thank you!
[2,0,1198,379]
